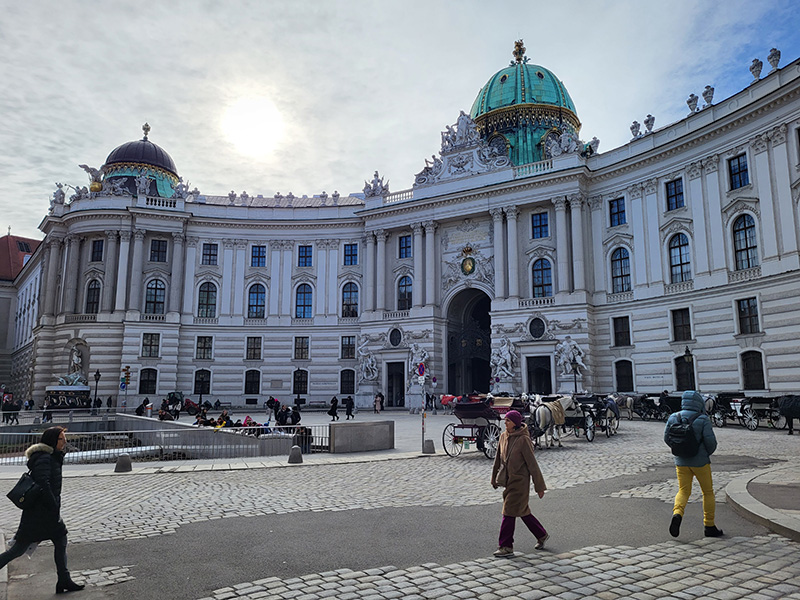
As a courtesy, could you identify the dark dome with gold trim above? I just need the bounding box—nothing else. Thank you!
[105,125,178,177]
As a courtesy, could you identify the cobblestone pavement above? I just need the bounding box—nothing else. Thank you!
[1,419,798,598]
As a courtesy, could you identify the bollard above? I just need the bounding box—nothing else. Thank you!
[288,445,303,464]
[114,453,132,473]
[422,439,435,454]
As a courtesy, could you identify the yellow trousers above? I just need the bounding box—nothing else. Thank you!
[673,464,715,526]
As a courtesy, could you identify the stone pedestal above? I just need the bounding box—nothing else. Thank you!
[556,375,584,394]
[45,386,91,407]
[491,381,515,395]
[406,383,425,413]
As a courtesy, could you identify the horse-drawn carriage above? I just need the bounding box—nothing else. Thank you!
[441,394,524,459]
[528,394,619,446]
[711,394,787,430]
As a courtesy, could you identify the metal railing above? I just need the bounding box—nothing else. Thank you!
[0,424,329,465]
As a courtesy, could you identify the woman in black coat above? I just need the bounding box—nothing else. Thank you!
[0,427,84,594]
[328,396,339,421]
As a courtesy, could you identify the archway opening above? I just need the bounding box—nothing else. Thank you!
[446,288,492,394]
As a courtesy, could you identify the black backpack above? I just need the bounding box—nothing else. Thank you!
[666,412,701,457]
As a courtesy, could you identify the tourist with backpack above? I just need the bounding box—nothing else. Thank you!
[664,390,723,538]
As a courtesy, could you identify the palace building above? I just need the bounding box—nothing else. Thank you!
[3,43,800,409]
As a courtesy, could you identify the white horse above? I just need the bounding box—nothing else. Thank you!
[529,395,574,448]
[609,392,637,420]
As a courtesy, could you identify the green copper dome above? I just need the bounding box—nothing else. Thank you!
[470,63,577,118]
[469,41,581,166]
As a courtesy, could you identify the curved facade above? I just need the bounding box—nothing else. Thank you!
[4,48,800,410]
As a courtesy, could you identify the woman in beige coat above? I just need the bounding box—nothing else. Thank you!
[490,410,548,557]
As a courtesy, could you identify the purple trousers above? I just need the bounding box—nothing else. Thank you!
[499,513,546,548]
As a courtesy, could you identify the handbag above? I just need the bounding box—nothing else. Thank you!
[7,472,43,509]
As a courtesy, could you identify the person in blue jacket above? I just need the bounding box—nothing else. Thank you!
[663,390,724,538]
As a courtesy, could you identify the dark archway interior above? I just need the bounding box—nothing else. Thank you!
[446,289,492,395]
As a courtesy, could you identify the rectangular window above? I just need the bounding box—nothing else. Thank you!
[729,154,749,190]
[251,245,266,267]
[344,243,358,266]
[244,370,261,395]
[91,239,104,262]
[246,336,262,360]
[16,241,32,253]
[666,179,684,211]
[737,297,760,334]
[609,198,626,227]
[201,243,218,266]
[298,245,313,267]
[340,370,355,395]
[141,333,161,358]
[294,336,309,360]
[399,235,412,259]
[196,336,213,359]
[341,335,356,359]
[671,308,692,342]
[150,239,168,262]
[531,212,549,239]
[613,316,631,347]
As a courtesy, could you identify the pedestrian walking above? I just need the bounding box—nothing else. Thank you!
[490,410,548,557]
[328,396,339,421]
[664,390,724,538]
[344,396,355,420]
[374,392,383,414]
[0,426,84,594]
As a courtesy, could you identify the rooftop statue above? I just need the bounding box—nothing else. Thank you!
[768,48,781,72]
[69,185,89,202]
[172,177,189,199]
[363,171,389,197]
[228,190,237,205]
[644,114,655,134]
[750,58,763,82]
[702,85,714,107]
[686,93,699,113]
[78,164,105,183]
[630,120,642,140]
[332,191,340,202]
[135,174,151,195]
[108,179,128,196]
[587,137,600,155]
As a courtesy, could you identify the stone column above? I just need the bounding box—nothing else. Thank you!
[62,235,81,315]
[232,239,247,317]
[643,180,664,284]
[490,208,506,299]
[169,232,185,313]
[504,206,520,297]
[43,239,61,317]
[589,197,606,293]
[750,136,778,260]
[553,197,569,293]
[182,237,198,315]
[686,162,711,274]
[220,239,234,316]
[101,231,119,312]
[328,240,339,316]
[364,233,375,312]
[281,241,293,316]
[127,229,146,311]
[375,229,387,311]
[412,223,424,308]
[268,241,281,316]
[568,195,585,291]
[424,221,437,306]
[114,231,131,312]
[316,240,328,315]
[38,241,51,318]
[769,126,798,258]
[702,156,726,273]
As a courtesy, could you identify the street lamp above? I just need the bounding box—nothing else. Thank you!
[683,346,693,363]
[93,369,101,411]
[683,346,696,391]
[570,357,579,395]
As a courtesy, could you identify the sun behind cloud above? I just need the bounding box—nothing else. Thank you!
[221,96,286,159]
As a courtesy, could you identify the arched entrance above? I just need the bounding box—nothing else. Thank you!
[446,288,492,394]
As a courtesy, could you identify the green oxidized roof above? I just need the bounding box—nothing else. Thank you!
[470,62,577,119]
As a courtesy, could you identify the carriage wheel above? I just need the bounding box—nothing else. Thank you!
[742,407,759,431]
[442,424,463,457]
[482,423,502,459]
[768,413,787,430]
[584,414,595,442]
[711,411,726,427]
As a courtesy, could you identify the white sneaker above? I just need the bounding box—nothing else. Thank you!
[493,546,514,557]
[535,533,549,550]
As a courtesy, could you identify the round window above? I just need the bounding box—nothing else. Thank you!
[389,328,402,347]
[529,318,546,339]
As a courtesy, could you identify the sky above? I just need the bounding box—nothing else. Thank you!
[1,0,799,240]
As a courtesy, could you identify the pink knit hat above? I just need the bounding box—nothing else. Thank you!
[505,410,523,426]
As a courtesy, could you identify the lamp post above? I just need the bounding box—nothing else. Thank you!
[570,357,579,395]
[93,369,101,413]
[683,346,696,391]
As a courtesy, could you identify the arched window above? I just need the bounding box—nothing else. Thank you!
[198,282,217,318]
[295,284,313,319]
[733,214,758,270]
[615,360,634,392]
[340,369,355,395]
[610,248,631,293]
[139,368,157,395]
[397,276,412,310]
[342,283,359,317]
[194,369,211,395]
[85,280,101,314]
[668,233,692,283]
[145,280,166,314]
[248,284,266,319]
[244,369,261,395]
[741,351,765,390]
[674,356,695,391]
[293,369,308,395]
[532,259,552,298]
